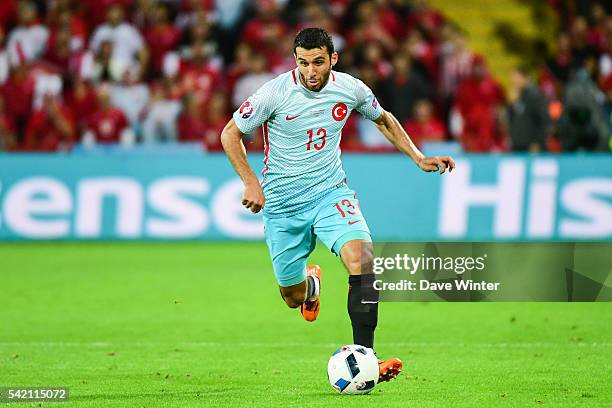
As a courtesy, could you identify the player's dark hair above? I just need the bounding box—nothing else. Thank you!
[293,28,334,57]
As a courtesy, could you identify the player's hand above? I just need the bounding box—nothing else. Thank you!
[417,156,456,174]
[242,181,265,213]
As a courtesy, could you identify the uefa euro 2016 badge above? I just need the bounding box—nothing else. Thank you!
[239,101,253,119]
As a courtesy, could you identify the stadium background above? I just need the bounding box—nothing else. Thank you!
[1,0,611,406]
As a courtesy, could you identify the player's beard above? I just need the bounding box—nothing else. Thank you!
[301,67,331,92]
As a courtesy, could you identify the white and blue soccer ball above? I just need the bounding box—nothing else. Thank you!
[327,344,378,395]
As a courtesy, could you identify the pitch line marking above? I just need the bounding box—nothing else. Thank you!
[1,341,611,348]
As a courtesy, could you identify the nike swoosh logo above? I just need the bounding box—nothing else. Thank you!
[285,114,301,120]
[348,220,361,225]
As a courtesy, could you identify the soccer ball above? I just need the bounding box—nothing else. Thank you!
[327,344,379,395]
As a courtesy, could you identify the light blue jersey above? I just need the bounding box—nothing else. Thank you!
[233,68,383,217]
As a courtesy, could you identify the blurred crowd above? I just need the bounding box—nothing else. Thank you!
[534,0,612,152]
[0,0,610,153]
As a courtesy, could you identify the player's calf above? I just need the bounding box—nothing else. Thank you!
[279,281,307,308]
[341,240,378,348]
[348,274,378,348]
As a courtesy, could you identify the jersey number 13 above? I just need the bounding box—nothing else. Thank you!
[306,128,326,151]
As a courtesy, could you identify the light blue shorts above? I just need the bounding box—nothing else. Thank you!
[263,185,371,287]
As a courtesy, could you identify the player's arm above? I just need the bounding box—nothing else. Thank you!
[373,109,455,174]
[220,119,265,213]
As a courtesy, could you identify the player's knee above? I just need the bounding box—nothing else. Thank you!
[342,241,374,275]
[345,257,361,275]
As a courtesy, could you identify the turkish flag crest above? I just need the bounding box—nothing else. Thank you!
[331,102,348,121]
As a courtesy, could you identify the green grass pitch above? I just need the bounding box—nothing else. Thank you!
[1,242,611,407]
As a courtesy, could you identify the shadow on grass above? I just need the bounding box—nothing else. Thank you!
[70,389,239,401]
[300,390,383,398]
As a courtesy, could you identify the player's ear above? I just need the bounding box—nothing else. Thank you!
[331,52,338,67]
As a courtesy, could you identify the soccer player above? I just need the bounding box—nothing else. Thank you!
[221,28,455,383]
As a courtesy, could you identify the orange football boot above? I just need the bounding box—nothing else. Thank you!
[300,265,322,322]
[378,357,403,382]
